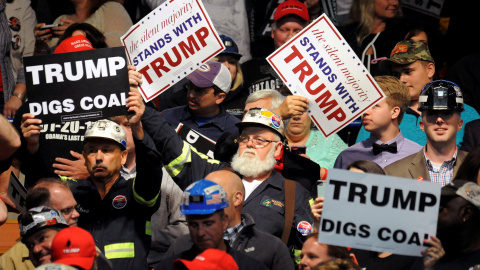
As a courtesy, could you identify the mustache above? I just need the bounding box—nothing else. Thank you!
[33,250,49,261]
[241,148,257,156]
[92,164,107,170]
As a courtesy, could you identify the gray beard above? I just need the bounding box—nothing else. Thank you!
[231,146,276,178]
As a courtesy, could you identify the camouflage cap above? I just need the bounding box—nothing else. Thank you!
[386,40,434,65]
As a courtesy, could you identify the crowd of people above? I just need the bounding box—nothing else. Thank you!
[1,0,480,269]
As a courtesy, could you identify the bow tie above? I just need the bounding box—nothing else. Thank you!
[372,142,397,155]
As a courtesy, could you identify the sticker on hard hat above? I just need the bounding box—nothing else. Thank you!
[206,194,223,205]
[183,192,190,206]
[112,195,127,209]
[261,110,274,117]
[297,221,312,236]
[204,185,221,195]
[271,114,281,128]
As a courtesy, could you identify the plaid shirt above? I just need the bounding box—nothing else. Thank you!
[424,147,458,187]
[223,216,247,246]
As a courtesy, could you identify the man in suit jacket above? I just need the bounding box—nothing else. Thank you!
[385,80,468,186]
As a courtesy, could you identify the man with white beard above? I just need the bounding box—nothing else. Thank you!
[142,105,314,265]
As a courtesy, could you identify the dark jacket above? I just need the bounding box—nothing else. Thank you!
[142,104,314,260]
[161,104,240,142]
[157,243,266,270]
[69,137,162,270]
[165,214,295,270]
[231,214,295,270]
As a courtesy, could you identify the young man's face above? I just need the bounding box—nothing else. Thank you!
[186,212,228,251]
[420,110,462,145]
[271,16,305,49]
[391,61,434,101]
[362,98,397,135]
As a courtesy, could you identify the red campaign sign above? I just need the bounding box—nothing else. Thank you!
[121,0,225,102]
[267,15,385,138]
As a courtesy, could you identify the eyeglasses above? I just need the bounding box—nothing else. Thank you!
[235,136,278,148]
[59,205,77,215]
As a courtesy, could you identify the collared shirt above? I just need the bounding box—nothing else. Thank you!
[334,132,422,169]
[224,216,247,246]
[424,147,458,186]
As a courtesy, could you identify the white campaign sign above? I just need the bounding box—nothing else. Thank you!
[268,15,385,138]
[318,169,441,257]
[121,0,225,102]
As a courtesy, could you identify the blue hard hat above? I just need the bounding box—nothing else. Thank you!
[220,34,242,59]
[181,179,229,215]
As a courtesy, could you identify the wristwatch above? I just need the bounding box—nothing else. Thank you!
[12,92,25,102]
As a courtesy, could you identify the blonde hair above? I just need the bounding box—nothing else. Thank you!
[347,0,402,46]
[374,76,410,124]
[210,56,244,92]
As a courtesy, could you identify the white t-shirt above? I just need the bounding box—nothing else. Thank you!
[242,179,263,200]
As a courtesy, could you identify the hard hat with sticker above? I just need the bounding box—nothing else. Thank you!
[84,119,127,150]
[181,179,229,215]
[236,107,285,139]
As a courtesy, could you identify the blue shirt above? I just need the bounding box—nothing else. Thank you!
[355,104,480,147]
[305,129,348,169]
[334,132,422,169]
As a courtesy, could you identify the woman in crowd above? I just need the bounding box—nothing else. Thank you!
[283,87,348,168]
[339,0,407,76]
[34,0,132,54]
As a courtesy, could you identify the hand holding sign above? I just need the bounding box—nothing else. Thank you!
[126,91,145,140]
[21,113,42,154]
[274,95,310,120]
[422,236,445,270]
[311,197,324,231]
[128,65,143,91]
[53,151,89,180]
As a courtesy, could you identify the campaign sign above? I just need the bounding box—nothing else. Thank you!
[318,169,441,257]
[24,47,129,124]
[267,14,385,138]
[121,0,225,102]
[175,123,216,159]
[23,47,129,177]
[8,171,27,213]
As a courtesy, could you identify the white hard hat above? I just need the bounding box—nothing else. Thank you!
[236,107,284,138]
[84,119,127,149]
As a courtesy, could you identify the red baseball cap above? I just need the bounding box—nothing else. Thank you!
[274,0,310,22]
[54,34,94,54]
[173,249,239,270]
[51,227,97,270]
